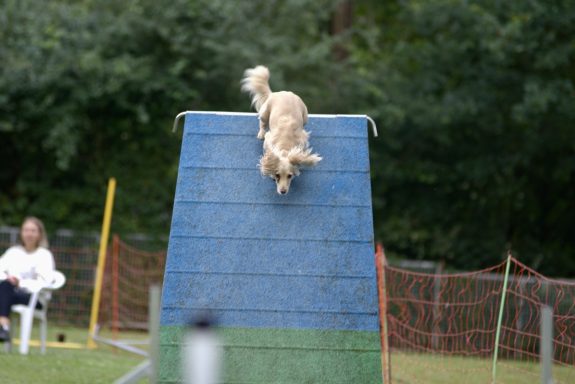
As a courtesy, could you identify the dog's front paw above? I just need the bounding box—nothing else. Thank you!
[257,130,265,140]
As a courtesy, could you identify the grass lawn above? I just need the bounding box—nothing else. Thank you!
[0,325,148,384]
[391,351,575,384]
[3,324,574,383]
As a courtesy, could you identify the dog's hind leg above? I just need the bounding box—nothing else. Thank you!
[257,102,270,140]
[300,97,309,125]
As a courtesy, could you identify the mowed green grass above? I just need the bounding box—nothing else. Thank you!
[391,351,575,384]
[2,325,574,384]
[0,325,148,384]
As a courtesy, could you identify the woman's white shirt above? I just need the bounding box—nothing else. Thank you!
[0,245,55,292]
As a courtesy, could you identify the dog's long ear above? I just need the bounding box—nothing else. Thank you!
[259,151,280,177]
[288,148,322,168]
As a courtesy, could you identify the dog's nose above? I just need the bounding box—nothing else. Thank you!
[279,189,287,195]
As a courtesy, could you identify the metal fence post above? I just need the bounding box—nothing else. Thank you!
[149,284,161,384]
[541,305,554,384]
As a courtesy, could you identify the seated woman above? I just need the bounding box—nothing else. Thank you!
[0,217,55,342]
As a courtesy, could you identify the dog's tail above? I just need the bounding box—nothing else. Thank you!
[241,65,272,112]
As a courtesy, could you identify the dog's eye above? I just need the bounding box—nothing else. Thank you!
[275,174,280,180]
[287,174,292,179]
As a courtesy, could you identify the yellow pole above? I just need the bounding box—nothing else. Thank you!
[88,177,116,348]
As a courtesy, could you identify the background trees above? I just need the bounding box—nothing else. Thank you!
[1,0,573,276]
[355,1,575,274]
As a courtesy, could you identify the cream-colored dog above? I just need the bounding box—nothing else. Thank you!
[241,65,322,195]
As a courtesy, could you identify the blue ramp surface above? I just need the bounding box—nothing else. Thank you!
[160,112,381,383]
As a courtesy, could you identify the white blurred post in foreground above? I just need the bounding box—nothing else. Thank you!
[182,318,222,384]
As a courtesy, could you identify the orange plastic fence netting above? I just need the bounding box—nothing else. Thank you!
[376,247,575,384]
[98,235,166,331]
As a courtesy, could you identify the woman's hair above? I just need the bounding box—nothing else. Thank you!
[19,216,49,249]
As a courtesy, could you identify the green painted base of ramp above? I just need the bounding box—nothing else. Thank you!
[160,327,381,383]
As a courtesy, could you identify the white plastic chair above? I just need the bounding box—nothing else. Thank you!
[11,270,66,354]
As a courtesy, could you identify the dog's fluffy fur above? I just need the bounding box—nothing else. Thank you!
[241,65,321,195]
